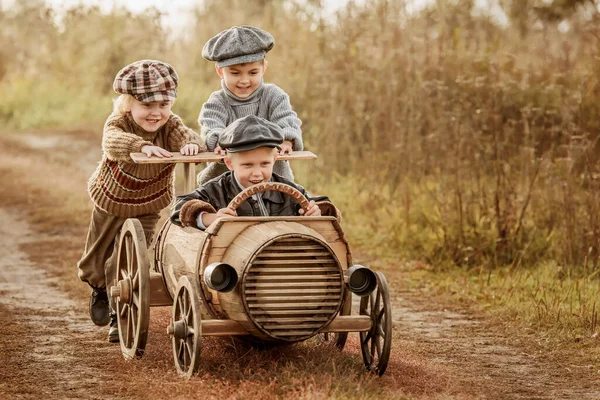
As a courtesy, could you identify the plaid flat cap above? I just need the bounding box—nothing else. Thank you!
[219,115,283,153]
[113,60,178,102]
[202,26,274,68]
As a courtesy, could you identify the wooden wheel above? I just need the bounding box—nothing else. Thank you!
[112,218,150,359]
[359,272,392,376]
[318,290,351,350]
[227,182,310,212]
[168,276,202,377]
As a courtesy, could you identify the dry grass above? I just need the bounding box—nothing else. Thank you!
[0,128,479,399]
[2,0,600,360]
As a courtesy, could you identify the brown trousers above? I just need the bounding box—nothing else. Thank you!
[77,206,160,302]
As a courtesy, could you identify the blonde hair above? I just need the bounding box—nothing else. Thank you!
[112,94,176,115]
[112,94,135,115]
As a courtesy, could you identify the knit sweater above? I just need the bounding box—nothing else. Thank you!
[197,81,302,184]
[88,112,203,218]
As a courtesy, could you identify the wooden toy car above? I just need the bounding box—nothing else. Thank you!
[110,152,392,377]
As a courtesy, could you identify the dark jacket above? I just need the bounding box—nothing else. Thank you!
[170,172,340,229]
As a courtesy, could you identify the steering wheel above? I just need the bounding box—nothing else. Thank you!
[227,182,310,213]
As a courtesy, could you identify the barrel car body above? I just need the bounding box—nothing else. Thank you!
[110,154,392,377]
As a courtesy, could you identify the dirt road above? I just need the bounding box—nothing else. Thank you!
[1,129,598,399]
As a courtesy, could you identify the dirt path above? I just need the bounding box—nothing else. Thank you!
[1,129,599,399]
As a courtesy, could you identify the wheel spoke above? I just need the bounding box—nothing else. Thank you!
[120,268,128,280]
[126,236,133,275]
[375,337,382,357]
[362,330,373,345]
[185,304,192,322]
[132,306,138,335]
[120,303,128,318]
[374,291,381,314]
[132,292,140,308]
[132,271,139,290]
[126,307,132,346]
[177,297,184,318]
[370,331,376,355]
[177,339,184,360]
[183,342,189,368]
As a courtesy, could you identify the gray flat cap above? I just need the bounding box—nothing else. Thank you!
[202,26,275,68]
[219,115,283,153]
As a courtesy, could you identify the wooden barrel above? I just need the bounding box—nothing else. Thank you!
[156,217,352,342]
[203,220,345,342]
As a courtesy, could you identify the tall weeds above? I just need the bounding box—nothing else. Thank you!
[1,0,600,275]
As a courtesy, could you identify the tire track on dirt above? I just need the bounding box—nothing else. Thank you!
[0,208,118,399]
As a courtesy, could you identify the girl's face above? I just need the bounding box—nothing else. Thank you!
[217,61,267,99]
[129,98,172,132]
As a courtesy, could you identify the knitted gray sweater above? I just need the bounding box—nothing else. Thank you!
[197,81,303,184]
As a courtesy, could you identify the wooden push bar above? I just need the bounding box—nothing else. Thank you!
[130,150,317,164]
[130,151,317,194]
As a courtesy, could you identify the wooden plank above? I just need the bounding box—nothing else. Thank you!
[254,316,329,323]
[255,251,329,258]
[130,150,317,164]
[246,288,341,295]
[248,302,339,309]
[246,274,339,281]
[262,323,324,329]
[245,282,341,288]
[250,309,335,315]
[252,259,335,265]
[247,295,340,302]
[320,315,372,333]
[201,319,249,336]
[148,273,172,306]
[182,163,196,194]
[262,245,323,251]
[249,267,339,273]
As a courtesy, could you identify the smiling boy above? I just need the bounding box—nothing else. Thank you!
[196,26,303,185]
[171,115,339,229]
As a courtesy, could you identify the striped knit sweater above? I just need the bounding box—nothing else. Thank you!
[88,112,203,218]
[197,81,303,184]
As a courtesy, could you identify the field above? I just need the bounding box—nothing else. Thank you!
[1,0,600,398]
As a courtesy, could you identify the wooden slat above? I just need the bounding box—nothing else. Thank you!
[245,282,341,288]
[248,302,339,309]
[255,251,329,258]
[248,267,339,273]
[254,317,329,323]
[320,315,372,333]
[247,295,340,302]
[246,274,339,281]
[201,319,249,336]
[250,309,335,315]
[252,259,335,265]
[245,288,341,295]
[130,150,317,164]
[264,245,324,251]
[272,331,320,337]
[263,323,324,329]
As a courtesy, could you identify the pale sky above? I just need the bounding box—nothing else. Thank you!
[2,0,508,29]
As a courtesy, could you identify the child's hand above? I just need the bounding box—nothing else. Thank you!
[216,207,237,218]
[214,145,226,156]
[141,145,172,158]
[278,140,293,155]
[180,143,199,155]
[298,200,321,217]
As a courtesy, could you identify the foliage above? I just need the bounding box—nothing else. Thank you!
[1,0,600,275]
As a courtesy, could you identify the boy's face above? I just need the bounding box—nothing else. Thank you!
[224,146,277,188]
[216,61,267,99]
[129,98,172,132]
